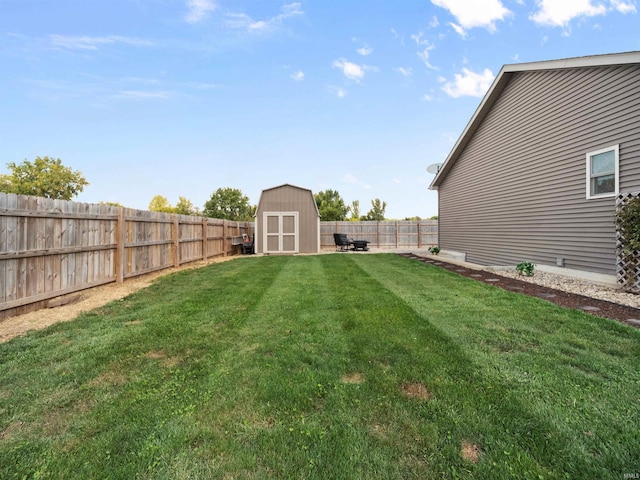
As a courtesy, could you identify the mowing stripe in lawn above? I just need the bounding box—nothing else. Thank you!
[0,254,638,480]
[355,253,640,478]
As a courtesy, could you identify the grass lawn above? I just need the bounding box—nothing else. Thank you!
[1,254,639,479]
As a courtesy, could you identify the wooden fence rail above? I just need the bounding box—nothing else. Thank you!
[0,193,253,319]
[1,193,439,320]
[320,220,438,249]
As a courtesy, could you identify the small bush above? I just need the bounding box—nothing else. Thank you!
[516,261,535,276]
[428,246,440,255]
[616,196,640,254]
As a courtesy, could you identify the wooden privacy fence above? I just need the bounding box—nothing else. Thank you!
[0,193,253,319]
[320,220,438,249]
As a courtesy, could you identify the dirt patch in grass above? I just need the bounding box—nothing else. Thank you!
[370,423,388,440]
[461,440,482,463]
[144,349,181,368]
[145,350,167,359]
[401,382,432,400]
[0,420,27,441]
[90,370,128,387]
[341,372,365,384]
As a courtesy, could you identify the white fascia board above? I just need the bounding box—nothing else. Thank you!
[428,50,640,190]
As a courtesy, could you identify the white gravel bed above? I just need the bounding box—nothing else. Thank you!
[490,269,640,309]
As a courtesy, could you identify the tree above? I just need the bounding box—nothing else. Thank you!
[148,195,175,213]
[175,196,199,216]
[314,189,349,221]
[361,198,387,221]
[203,187,254,220]
[349,200,360,221]
[148,195,200,215]
[0,156,88,200]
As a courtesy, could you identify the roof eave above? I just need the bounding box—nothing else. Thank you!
[429,67,512,190]
[428,50,640,191]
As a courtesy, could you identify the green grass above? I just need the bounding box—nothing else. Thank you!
[1,254,639,479]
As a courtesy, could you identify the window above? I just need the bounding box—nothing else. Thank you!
[586,145,619,199]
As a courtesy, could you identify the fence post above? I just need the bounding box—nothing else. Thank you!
[202,217,208,260]
[417,221,422,248]
[223,220,227,257]
[173,215,180,267]
[116,207,125,283]
[395,221,399,248]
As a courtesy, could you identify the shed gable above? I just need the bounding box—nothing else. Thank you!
[255,184,320,254]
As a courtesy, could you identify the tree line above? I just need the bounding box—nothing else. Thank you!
[0,157,434,221]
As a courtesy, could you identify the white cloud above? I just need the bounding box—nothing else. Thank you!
[50,35,152,50]
[333,58,367,82]
[343,174,371,189]
[225,2,302,33]
[449,22,467,37]
[343,174,358,183]
[530,0,607,27]
[417,45,436,69]
[390,27,404,44]
[185,0,217,24]
[421,93,433,101]
[186,82,222,90]
[431,0,511,32]
[113,90,172,100]
[441,67,495,98]
[428,16,440,28]
[411,32,437,68]
[611,0,637,13]
[357,46,373,56]
[395,67,413,77]
[291,70,304,81]
[411,32,428,46]
[328,85,347,98]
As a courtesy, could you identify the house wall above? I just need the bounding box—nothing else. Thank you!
[256,185,320,254]
[438,64,640,275]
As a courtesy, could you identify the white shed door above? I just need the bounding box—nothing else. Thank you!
[263,212,299,254]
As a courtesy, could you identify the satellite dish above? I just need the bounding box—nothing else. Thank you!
[426,163,443,174]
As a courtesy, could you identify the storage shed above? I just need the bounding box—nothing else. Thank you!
[254,184,321,255]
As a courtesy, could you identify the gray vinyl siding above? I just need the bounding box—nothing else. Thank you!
[256,185,320,254]
[438,64,640,275]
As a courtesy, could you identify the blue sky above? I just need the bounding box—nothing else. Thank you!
[1,0,639,218]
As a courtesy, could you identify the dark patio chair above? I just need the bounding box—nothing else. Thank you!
[333,233,353,252]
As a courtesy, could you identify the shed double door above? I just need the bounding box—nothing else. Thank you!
[263,212,299,254]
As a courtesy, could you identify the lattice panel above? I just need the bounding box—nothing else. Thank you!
[616,191,640,294]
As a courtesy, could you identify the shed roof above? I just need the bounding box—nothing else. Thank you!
[256,183,320,217]
[429,50,640,190]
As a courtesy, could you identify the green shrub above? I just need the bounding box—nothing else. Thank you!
[615,196,640,254]
[516,261,535,276]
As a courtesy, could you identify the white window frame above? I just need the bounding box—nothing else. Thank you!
[585,144,619,200]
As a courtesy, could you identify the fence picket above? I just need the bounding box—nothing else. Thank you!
[319,220,437,249]
[1,192,437,320]
[0,193,253,319]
